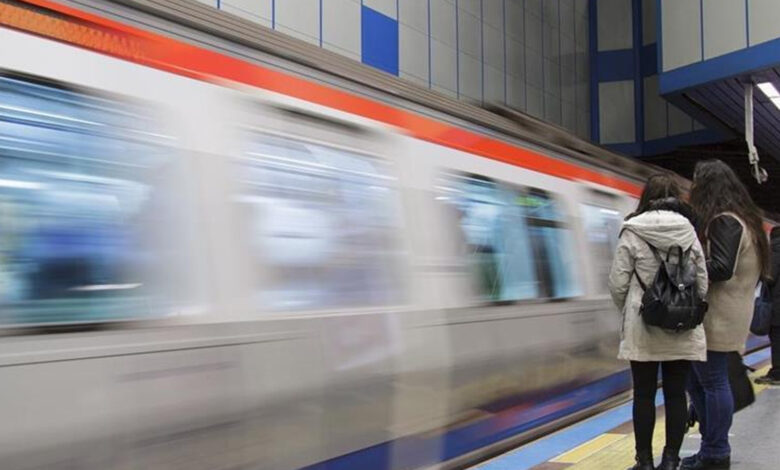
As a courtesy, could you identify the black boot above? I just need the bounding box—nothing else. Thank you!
[656,448,680,470]
[628,451,654,470]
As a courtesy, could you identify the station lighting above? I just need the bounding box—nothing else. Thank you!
[757,82,780,109]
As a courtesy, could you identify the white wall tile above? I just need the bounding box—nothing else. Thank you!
[562,99,577,132]
[458,7,482,58]
[575,6,588,53]
[400,23,429,83]
[597,0,633,51]
[661,0,702,70]
[276,0,320,45]
[484,24,504,69]
[561,32,576,73]
[703,0,746,59]
[748,0,780,46]
[577,110,590,139]
[560,0,575,37]
[506,36,525,78]
[431,0,457,47]
[545,93,562,125]
[576,80,589,112]
[543,21,560,62]
[506,0,524,40]
[433,83,458,98]
[562,67,576,104]
[507,74,526,109]
[527,84,544,117]
[526,0,542,17]
[401,69,428,88]
[459,0,480,17]
[323,0,361,59]
[364,0,397,19]
[484,64,505,104]
[484,0,504,28]
[526,48,543,87]
[544,58,560,96]
[599,80,635,143]
[543,0,559,26]
[431,38,458,93]
[221,0,273,27]
[642,0,657,45]
[459,52,482,101]
[643,75,667,140]
[399,0,428,33]
[668,103,694,135]
[525,10,543,51]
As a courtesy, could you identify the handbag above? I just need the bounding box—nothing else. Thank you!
[685,352,755,430]
[751,280,773,336]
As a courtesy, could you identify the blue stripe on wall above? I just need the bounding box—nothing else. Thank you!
[361,6,399,76]
[596,50,635,82]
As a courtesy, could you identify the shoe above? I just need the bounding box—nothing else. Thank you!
[656,448,680,470]
[754,375,780,385]
[628,452,655,470]
[679,453,730,470]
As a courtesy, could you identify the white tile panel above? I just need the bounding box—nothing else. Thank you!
[575,51,588,83]
[432,83,458,98]
[459,0,480,17]
[642,0,656,45]
[364,0,397,19]
[597,0,633,51]
[431,38,458,93]
[643,75,667,140]
[506,36,525,78]
[544,58,560,96]
[526,84,544,118]
[431,0,457,47]
[458,7,482,59]
[484,24,504,68]
[543,21,560,62]
[401,69,428,88]
[577,110,590,139]
[484,64,506,104]
[560,0,575,37]
[526,48,543,87]
[545,93,562,125]
[576,80,589,112]
[543,0,559,26]
[276,0,320,45]
[506,0,525,41]
[525,10,543,51]
[661,0,702,70]
[400,23,429,84]
[561,32,576,73]
[323,0,361,58]
[526,0,542,17]
[703,0,746,59]
[221,0,273,27]
[459,51,483,101]
[599,80,635,144]
[562,99,577,132]
[748,0,780,46]
[483,0,504,28]
[399,0,428,33]
[575,6,588,53]
[575,0,588,16]
[668,103,694,135]
[508,75,526,109]
[562,67,576,104]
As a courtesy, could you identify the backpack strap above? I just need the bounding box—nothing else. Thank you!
[620,227,654,291]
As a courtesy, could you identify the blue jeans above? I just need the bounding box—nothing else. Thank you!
[687,350,733,459]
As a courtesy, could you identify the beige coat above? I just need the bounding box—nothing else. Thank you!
[609,210,708,362]
[704,214,761,352]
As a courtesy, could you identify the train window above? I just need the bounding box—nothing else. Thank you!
[236,133,404,310]
[437,174,579,302]
[0,75,202,326]
[581,204,622,294]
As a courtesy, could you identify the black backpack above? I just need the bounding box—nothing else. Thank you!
[623,229,708,332]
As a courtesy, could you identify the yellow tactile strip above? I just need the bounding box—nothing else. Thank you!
[531,365,771,470]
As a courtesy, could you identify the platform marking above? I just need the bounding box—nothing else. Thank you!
[550,433,624,463]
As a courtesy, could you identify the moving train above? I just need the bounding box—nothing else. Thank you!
[0,1,760,469]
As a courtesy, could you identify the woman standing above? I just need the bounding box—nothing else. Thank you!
[682,160,770,470]
[755,226,780,386]
[609,174,708,470]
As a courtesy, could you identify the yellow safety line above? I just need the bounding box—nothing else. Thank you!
[551,433,625,463]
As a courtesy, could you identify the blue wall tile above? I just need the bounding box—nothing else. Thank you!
[361,6,399,75]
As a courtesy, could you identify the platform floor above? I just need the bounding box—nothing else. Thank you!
[473,349,775,470]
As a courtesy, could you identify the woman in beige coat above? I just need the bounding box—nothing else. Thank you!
[609,174,708,470]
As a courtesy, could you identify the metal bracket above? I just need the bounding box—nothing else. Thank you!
[745,83,769,184]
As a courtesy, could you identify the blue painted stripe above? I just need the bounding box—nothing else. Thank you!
[361,6,399,76]
[477,347,771,470]
[596,49,635,82]
[641,43,658,76]
[659,35,780,94]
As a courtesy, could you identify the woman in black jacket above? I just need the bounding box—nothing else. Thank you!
[755,226,780,385]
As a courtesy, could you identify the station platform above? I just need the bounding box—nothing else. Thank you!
[472,349,775,470]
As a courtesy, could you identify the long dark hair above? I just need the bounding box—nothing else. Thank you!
[625,173,683,221]
[689,159,770,278]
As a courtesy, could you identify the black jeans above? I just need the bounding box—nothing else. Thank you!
[770,325,780,379]
[630,360,690,457]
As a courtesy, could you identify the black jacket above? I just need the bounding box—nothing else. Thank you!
[771,232,780,325]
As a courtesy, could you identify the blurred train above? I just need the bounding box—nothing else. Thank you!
[0,1,764,469]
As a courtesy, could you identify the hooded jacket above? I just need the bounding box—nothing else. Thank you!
[608,205,708,362]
